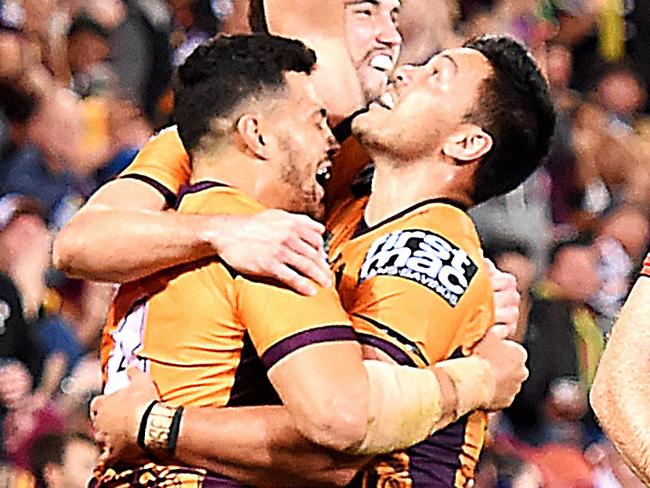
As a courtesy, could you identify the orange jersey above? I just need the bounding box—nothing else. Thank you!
[327,197,494,488]
[119,127,191,207]
[99,182,353,487]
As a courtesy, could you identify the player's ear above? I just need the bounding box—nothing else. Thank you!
[236,114,270,159]
[442,124,493,164]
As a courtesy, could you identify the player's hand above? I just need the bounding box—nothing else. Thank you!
[90,368,159,466]
[472,325,528,411]
[486,259,520,337]
[208,210,332,296]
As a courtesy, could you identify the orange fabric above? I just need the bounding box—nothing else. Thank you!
[101,185,351,408]
[119,127,191,196]
[328,199,494,486]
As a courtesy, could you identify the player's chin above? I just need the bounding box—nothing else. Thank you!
[360,68,390,104]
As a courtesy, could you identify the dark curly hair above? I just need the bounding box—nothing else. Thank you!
[463,35,556,204]
[174,34,316,152]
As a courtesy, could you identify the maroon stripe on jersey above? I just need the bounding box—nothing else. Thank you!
[120,173,176,208]
[203,475,250,487]
[355,333,417,367]
[261,325,356,369]
[176,180,229,208]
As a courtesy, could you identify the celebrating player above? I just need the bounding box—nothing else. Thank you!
[52,0,402,295]
[90,33,553,487]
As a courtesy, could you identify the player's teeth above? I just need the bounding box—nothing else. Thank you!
[380,92,395,109]
[370,54,393,72]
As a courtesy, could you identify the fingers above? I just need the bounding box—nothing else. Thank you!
[490,269,518,293]
[127,366,145,381]
[284,237,332,288]
[288,217,326,253]
[484,257,497,276]
[486,324,510,340]
[271,263,318,296]
[289,212,326,239]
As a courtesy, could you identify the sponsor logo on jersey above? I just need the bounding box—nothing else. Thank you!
[359,229,478,306]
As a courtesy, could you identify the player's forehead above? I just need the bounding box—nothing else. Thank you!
[427,48,488,70]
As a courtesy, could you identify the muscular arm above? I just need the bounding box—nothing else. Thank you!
[175,406,367,487]
[53,178,220,282]
[93,326,528,484]
[53,178,331,293]
[591,274,650,485]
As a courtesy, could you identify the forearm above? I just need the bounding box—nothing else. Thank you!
[591,277,650,484]
[170,406,366,487]
[54,207,217,283]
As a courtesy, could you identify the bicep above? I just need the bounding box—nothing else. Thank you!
[267,340,366,418]
[237,278,370,449]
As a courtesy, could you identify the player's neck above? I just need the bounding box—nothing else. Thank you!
[190,146,264,200]
[365,157,473,226]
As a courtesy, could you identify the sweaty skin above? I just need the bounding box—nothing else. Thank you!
[591,273,650,485]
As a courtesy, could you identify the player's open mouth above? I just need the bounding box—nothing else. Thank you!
[369,53,394,74]
[375,91,396,111]
[316,160,333,188]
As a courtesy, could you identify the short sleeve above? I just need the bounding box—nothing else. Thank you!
[120,127,191,205]
[236,278,354,371]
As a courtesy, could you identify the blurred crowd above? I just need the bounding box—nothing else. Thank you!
[0,0,649,486]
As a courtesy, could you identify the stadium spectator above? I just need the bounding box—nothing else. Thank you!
[505,241,604,446]
[29,433,98,488]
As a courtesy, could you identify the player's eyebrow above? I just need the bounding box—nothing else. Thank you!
[345,0,380,6]
[441,54,458,74]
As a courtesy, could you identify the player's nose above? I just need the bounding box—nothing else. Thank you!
[375,13,401,48]
[392,65,414,88]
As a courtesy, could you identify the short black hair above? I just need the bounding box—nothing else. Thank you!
[174,34,316,152]
[463,35,556,204]
[248,0,269,33]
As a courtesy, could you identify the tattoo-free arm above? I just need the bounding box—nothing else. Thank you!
[591,277,650,485]
[53,178,331,293]
[174,406,367,487]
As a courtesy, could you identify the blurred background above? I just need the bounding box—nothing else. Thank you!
[0,0,649,486]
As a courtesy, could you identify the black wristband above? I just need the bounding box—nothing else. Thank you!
[137,401,159,450]
[167,406,184,454]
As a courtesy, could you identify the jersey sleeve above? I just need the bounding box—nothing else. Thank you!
[119,127,191,205]
[352,227,493,364]
[235,277,354,371]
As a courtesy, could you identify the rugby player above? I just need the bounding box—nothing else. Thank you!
[54,0,519,340]
[91,34,553,487]
[90,34,532,488]
[52,0,401,295]
[590,253,650,484]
